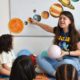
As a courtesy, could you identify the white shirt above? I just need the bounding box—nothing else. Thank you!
[0,50,15,68]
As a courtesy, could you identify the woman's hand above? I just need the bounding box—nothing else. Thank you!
[27,17,38,24]
[61,50,69,57]
[27,17,53,33]
[56,50,69,59]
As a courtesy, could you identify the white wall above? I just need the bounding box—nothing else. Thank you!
[0,0,53,55]
[10,0,58,36]
[10,0,80,55]
[9,0,55,55]
[1,0,80,55]
[10,0,80,36]
[13,37,53,55]
[0,0,10,35]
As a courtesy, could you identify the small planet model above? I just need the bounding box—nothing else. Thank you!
[41,11,49,19]
[24,21,28,25]
[33,14,41,21]
[33,9,37,13]
[8,18,24,33]
[49,3,63,17]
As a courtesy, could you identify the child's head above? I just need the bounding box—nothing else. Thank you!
[0,34,13,53]
[10,55,36,80]
[56,64,78,80]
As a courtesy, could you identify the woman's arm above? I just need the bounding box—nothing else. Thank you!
[69,42,80,56]
[61,42,80,56]
[69,50,80,56]
[61,50,80,57]
[29,18,54,33]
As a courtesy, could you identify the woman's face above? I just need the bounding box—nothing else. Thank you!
[59,14,71,29]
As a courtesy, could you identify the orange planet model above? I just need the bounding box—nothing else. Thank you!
[8,18,24,33]
[41,11,49,19]
[49,3,63,17]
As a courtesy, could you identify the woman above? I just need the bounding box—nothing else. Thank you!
[30,11,80,77]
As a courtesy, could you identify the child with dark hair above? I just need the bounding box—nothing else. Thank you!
[56,64,78,80]
[10,55,36,80]
[0,34,15,80]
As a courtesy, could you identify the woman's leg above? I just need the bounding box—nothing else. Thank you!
[37,52,59,76]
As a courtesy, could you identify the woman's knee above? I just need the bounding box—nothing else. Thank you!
[36,54,44,64]
[37,50,48,61]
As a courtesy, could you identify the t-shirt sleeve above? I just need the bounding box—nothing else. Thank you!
[0,52,8,64]
[0,59,2,70]
[11,50,16,60]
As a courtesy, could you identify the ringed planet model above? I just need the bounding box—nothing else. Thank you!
[59,0,75,9]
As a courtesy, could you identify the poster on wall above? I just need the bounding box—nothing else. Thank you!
[9,0,80,36]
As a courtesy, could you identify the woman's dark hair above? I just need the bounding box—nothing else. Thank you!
[54,11,79,51]
[0,34,13,53]
[10,55,36,80]
[56,64,78,80]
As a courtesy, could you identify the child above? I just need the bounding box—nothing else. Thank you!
[56,64,78,80]
[0,34,15,80]
[30,11,80,78]
[10,55,36,80]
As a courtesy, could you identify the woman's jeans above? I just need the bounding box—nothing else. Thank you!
[37,51,80,76]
